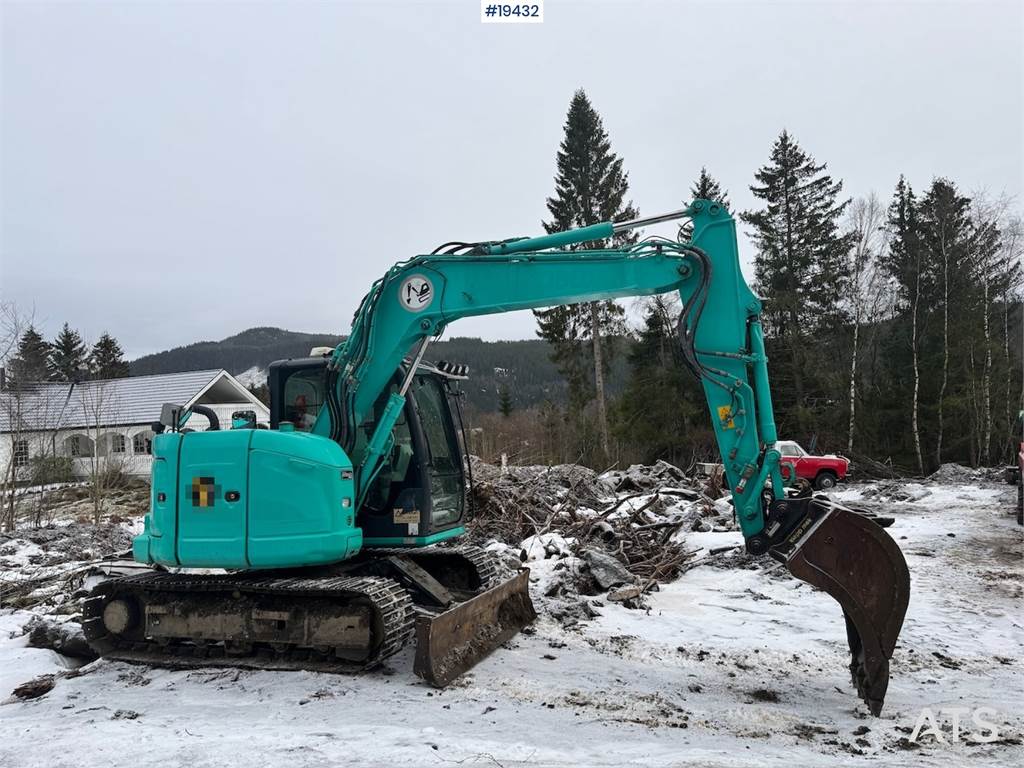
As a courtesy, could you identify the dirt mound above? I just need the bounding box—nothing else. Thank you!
[927,463,1003,484]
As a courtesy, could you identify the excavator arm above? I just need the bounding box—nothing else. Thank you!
[316,200,909,713]
[316,202,782,535]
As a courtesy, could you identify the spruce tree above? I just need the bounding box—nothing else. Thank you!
[690,167,729,209]
[498,388,513,418]
[682,167,729,238]
[534,89,638,461]
[9,325,51,384]
[48,323,88,382]
[740,130,853,429]
[90,332,130,379]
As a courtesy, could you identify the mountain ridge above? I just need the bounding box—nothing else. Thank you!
[130,326,629,411]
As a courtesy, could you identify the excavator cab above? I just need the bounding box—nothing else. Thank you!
[268,354,470,545]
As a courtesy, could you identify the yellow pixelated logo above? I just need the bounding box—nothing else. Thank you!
[717,405,736,429]
[190,476,221,508]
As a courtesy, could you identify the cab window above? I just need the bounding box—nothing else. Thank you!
[282,369,324,431]
[413,377,463,527]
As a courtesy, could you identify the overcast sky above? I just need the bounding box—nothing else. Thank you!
[2,0,1021,359]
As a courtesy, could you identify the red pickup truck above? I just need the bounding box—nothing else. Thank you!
[776,440,850,490]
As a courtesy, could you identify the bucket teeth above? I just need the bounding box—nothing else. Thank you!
[772,500,910,715]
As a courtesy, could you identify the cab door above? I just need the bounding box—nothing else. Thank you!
[410,375,465,531]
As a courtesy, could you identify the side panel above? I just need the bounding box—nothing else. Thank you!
[133,432,182,565]
[246,430,361,568]
[175,430,254,568]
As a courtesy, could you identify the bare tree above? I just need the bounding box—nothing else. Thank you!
[1002,217,1024,457]
[589,302,611,461]
[842,194,890,454]
[967,192,1023,464]
[934,223,951,467]
[0,303,22,532]
[76,379,124,524]
[0,303,30,531]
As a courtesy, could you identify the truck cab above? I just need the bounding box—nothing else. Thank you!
[776,440,849,490]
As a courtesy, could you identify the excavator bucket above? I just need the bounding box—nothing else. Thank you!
[770,500,910,715]
[414,569,536,687]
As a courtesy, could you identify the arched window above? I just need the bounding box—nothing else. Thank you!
[65,434,94,458]
[95,433,126,457]
[132,431,154,455]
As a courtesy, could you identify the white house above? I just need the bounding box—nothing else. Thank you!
[0,369,269,482]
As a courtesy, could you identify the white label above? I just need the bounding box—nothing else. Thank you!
[393,508,420,524]
[481,1,543,23]
[398,275,433,312]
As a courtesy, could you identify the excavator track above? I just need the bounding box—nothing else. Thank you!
[82,545,535,685]
[82,571,415,673]
[366,544,502,591]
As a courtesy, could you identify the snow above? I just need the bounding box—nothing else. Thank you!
[234,365,267,389]
[11,482,88,498]
[0,481,1021,767]
[0,613,78,699]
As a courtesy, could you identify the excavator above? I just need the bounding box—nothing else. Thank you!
[83,200,910,714]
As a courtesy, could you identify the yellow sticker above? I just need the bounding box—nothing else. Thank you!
[190,476,220,507]
[717,405,736,429]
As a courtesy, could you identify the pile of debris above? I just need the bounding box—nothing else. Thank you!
[0,521,136,611]
[927,463,1004,484]
[467,458,737,609]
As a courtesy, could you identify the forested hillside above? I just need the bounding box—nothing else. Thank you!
[128,327,629,412]
[129,327,341,377]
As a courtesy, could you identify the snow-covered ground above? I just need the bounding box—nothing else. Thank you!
[1,480,1020,767]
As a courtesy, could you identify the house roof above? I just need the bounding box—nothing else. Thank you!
[0,369,268,432]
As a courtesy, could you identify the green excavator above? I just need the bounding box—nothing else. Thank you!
[84,201,910,713]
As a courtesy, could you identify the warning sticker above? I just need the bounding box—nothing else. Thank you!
[717,405,736,430]
[398,275,433,312]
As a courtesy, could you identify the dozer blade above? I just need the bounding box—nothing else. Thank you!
[414,568,536,687]
[770,501,910,715]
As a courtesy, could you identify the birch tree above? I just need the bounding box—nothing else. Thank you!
[971,196,1023,461]
[843,193,889,453]
[883,177,927,473]
[918,179,976,467]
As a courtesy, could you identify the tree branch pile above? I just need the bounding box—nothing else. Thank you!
[467,459,735,585]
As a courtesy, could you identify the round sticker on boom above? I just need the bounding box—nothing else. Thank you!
[399,274,433,312]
